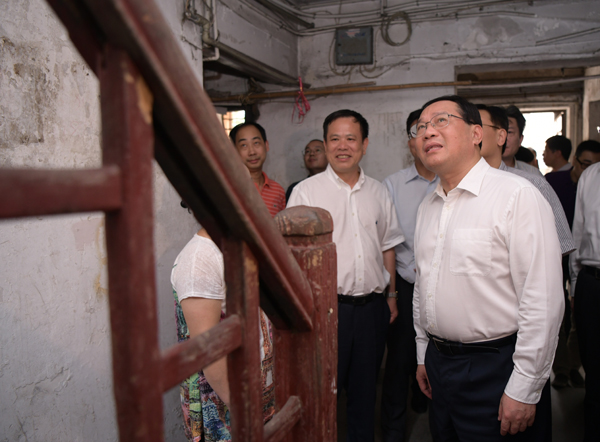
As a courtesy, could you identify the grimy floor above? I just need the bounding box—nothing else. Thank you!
[337,367,586,441]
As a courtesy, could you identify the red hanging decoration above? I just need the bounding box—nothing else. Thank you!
[292,77,310,123]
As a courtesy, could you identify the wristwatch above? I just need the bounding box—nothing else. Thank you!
[387,291,398,298]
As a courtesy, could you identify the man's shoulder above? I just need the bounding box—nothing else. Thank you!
[545,169,571,185]
[295,170,329,190]
[515,160,542,176]
[383,166,412,187]
[265,174,285,193]
[363,173,391,195]
[487,166,537,193]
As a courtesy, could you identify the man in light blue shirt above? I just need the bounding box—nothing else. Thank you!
[381,109,438,442]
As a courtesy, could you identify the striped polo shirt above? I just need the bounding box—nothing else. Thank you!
[255,172,286,217]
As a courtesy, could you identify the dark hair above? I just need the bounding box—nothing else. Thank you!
[421,95,482,148]
[229,122,267,144]
[323,109,369,141]
[575,140,600,158]
[477,104,509,153]
[505,105,526,136]
[515,146,535,163]
[421,95,482,126]
[406,109,422,135]
[545,135,572,161]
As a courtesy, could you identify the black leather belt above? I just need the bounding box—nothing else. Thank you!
[583,265,600,280]
[427,333,517,356]
[338,292,381,306]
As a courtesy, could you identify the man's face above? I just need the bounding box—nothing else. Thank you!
[234,125,269,173]
[504,117,523,159]
[572,150,600,181]
[542,143,560,169]
[479,109,506,163]
[414,101,482,175]
[324,117,368,176]
[303,140,328,173]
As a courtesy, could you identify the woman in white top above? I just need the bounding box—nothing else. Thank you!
[171,227,275,442]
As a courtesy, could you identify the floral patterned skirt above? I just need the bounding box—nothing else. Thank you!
[180,371,232,442]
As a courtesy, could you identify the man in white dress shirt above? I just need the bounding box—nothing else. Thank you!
[288,109,404,442]
[570,161,600,442]
[412,95,563,441]
[381,109,437,442]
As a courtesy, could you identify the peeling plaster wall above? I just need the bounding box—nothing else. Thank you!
[0,0,201,441]
[583,65,600,141]
[207,0,600,189]
[216,0,298,77]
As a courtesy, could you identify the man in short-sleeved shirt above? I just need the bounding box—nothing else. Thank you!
[230,122,286,217]
[289,109,404,442]
[413,95,563,441]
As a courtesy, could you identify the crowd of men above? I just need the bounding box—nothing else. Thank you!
[227,95,600,442]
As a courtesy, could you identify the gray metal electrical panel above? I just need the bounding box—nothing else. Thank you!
[335,27,373,65]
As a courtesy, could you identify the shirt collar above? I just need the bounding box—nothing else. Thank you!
[499,161,509,172]
[261,171,272,188]
[325,163,365,190]
[406,163,438,185]
[434,157,490,199]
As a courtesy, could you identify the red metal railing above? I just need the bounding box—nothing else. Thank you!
[0,0,337,440]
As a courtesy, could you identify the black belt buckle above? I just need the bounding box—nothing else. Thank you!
[338,292,376,306]
[431,336,454,355]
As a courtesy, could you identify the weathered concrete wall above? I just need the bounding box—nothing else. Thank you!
[583,65,600,141]
[0,0,202,440]
[206,0,600,189]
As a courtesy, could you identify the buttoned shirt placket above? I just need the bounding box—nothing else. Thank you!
[334,173,367,296]
[425,189,459,336]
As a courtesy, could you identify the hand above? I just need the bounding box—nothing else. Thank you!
[387,297,398,324]
[416,364,432,399]
[497,393,536,435]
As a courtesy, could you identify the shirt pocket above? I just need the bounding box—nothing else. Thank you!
[449,228,492,276]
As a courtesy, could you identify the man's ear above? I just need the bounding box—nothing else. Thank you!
[472,125,483,146]
[265,140,270,152]
[497,129,507,148]
[362,137,369,154]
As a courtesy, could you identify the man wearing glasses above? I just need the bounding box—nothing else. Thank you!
[412,95,563,441]
[380,109,437,442]
[546,140,600,228]
[285,139,328,202]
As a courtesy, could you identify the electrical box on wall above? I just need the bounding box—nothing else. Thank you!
[335,27,373,65]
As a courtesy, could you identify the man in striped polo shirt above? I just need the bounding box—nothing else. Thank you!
[230,122,286,217]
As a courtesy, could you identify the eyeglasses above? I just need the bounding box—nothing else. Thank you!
[304,147,323,156]
[576,157,594,170]
[411,113,467,138]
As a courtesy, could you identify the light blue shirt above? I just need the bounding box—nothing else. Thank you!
[383,163,438,284]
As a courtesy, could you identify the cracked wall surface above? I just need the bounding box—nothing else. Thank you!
[0,0,201,440]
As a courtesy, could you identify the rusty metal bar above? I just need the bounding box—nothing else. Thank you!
[222,237,264,442]
[160,315,242,392]
[274,206,338,442]
[263,396,303,442]
[100,46,163,442]
[58,0,314,331]
[210,80,474,103]
[0,166,122,218]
